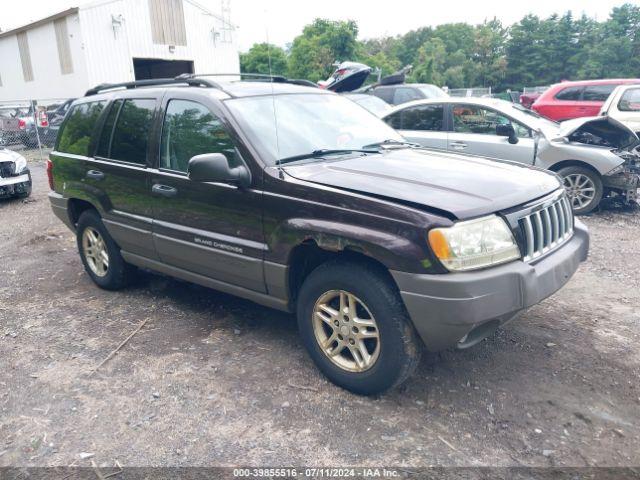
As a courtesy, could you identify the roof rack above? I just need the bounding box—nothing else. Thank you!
[84,72,319,97]
[84,77,224,97]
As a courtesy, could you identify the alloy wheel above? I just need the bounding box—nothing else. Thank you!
[312,290,381,373]
[82,227,109,277]
[563,173,596,210]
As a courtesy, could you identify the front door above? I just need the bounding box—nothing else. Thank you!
[150,95,266,292]
[448,103,535,164]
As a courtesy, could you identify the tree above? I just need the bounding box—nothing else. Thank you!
[288,19,359,82]
[240,43,288,76]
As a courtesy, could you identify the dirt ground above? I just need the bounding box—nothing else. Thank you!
[1,153,639,469]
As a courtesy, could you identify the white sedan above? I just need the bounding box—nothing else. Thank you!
[382,97,640,214]
[0,148,32,199]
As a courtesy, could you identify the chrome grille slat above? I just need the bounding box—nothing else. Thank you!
[518,193,574,262]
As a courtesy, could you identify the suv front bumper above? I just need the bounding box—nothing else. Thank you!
[0,171,31,197]
[391,219,589,351]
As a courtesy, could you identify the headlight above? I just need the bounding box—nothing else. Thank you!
[14,155,27,174]
[428,215,521,272]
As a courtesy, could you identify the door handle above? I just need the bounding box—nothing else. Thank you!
[450,141,467,149]
[86,169,104,180]
[152,184,178,198]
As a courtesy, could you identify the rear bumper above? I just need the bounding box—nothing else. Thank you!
[48,191,75,230]
[391,220,589,351]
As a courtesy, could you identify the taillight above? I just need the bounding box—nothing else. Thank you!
[46,158,54,190]
[18,119,26,129]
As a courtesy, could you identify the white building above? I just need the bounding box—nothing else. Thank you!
[0,0,239,101]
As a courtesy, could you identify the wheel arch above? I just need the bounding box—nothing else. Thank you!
[67,198,100,227]
[548,160,602,178]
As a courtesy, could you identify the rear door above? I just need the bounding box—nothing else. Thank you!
[90,96,160,260]
[447,103,535,164]
[386,103,447,150]
[149,92,266,292]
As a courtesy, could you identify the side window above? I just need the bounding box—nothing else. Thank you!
[372,88,394,104]
[160,99,238,173]
[452,104,529,137]
[385,111,403,130]
[109,99,155,164]
[96,100,122,158]
[582,84,616,102]
[554,87,583,101]
[401,104,444,131]
[393,88,421,105]
[618,88,640,112]
[56,101,106,155]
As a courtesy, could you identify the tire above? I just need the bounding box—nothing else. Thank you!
[296,260,421,395]
[558,165,603,215]
[76,209,134,290]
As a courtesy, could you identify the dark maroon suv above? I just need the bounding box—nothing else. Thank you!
[47,76,589,394]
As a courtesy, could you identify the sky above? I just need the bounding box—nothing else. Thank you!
[0,0,628,51]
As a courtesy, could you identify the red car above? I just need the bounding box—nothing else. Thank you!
[532,79,640,121]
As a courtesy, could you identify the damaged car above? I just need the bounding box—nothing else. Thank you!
[383,97,640,214]
[0,147,32,199]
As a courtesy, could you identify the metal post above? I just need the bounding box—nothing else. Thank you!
[32,100,44,162]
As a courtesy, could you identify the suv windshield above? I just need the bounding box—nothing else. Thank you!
[225,93,404,165]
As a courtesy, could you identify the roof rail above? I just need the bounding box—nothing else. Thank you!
[179,72,319,88]
[84,77,224,97]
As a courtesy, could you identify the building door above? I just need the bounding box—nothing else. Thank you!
[133,58,194,80]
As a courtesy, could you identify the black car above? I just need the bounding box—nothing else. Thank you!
[48,75,589,395]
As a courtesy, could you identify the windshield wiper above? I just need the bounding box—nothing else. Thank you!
[277,149,379,165]
[362,139,420,149]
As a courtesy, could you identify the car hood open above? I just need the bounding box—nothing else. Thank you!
[283,149,561,219]
[557,116,640,150]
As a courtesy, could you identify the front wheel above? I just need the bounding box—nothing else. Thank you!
[296,260,421,395]
[558,166,603,215]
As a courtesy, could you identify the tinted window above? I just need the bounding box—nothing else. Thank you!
[453,104,530,138]
[56,101,106,155]
[582,84,616,101]
[96,100,122,158]
[618,87,640,112]
[555,86,583,101]
[372,87,394,104]
[385,111,403,129]
[401,104,444,131]
[160,99,238,173]
[393,87,422,105]
[110,99,155,164]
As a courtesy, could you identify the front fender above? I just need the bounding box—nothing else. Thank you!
[269,218,442,273]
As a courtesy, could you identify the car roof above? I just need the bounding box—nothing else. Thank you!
[80,80,330,103]
[382,96,514,117]
[549,79,640,88]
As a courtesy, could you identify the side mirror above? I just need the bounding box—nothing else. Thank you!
[188,153,251,188]
[496,124,518,144]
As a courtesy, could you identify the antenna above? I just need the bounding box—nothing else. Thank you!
[264,9,282,176]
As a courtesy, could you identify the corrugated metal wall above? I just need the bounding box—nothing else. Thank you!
[16,32,34,82]
[54,18,74,74]
[148,0,187,46]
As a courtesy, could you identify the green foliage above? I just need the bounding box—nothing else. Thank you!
[242,4,640,91]
[240,43,288,75]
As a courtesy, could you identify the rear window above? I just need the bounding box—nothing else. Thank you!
[583,84,616,102]
[554,87,583,101]
[109,99,155,164]
[56,101,106,155]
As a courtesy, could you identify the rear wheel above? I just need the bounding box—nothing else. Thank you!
[76,210,134,290]
[296,260,421,395]
[558,166,603,215]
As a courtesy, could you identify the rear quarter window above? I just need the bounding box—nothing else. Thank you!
[554,87,583,101]
[56,101,106,155]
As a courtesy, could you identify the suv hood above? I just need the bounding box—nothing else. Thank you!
[283,149,561,219]
[557,116,640,150]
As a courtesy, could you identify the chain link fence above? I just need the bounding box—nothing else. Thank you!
[1,98,73,199]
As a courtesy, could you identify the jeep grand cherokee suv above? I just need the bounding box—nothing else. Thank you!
[48,76,589,395]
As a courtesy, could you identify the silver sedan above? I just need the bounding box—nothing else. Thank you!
[382,97,640,214]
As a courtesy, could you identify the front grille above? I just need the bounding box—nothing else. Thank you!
[0,161,15,178]
[518,194,574,262]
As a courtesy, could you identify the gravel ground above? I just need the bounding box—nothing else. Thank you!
[1,153,639,468]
